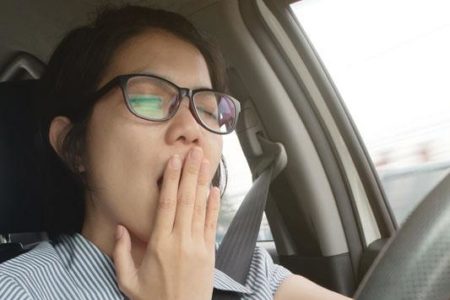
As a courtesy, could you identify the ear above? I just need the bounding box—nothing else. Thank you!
[48,116,85,172]
[49,116,71,155]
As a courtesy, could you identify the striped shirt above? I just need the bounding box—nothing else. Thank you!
[0,234,292,299]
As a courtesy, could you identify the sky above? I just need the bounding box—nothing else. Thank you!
[291,0,450,168]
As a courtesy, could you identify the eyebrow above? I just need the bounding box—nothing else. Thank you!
[132,67,213,90]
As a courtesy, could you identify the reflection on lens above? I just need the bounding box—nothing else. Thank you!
[218,95,236,133]
[129,95,165,118]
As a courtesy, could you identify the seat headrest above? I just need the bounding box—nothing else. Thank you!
[0,80,44,233]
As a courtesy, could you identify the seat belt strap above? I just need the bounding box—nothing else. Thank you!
[213,135,286,299]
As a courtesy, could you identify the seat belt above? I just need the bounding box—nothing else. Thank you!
[213,134,287,299]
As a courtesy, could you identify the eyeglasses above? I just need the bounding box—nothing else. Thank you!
[90,74,241,134]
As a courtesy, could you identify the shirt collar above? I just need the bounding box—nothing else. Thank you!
[57,234,252,296]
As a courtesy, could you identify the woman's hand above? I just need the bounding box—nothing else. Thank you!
[113,147,220,300]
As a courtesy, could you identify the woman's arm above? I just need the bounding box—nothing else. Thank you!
[274,275,353,300]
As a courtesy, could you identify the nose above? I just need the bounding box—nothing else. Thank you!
[165,98,201,145]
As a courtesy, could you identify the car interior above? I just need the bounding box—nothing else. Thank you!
[0,1,449,299]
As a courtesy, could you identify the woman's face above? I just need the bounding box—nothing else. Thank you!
[80,30,223,244]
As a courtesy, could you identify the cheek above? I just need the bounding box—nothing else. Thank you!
[82,101,163,205]
[83,117,164,239]
[84,115,162,186]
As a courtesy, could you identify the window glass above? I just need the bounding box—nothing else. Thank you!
[216,132,273,243]
[290,0,450,225]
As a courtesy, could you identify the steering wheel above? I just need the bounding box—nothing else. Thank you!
[354,173,450,300]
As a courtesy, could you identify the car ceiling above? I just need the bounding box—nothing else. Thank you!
[0,0,219,68]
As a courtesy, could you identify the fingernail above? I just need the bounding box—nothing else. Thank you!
[116,225,123,240]
[190,147,202,162]
[170,154,181,169]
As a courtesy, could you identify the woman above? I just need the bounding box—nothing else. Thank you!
[0,5,351,300]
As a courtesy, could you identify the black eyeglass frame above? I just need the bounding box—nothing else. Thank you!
[90,73,241,135]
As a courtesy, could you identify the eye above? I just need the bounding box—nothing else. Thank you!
[197,105,219,120]
[193,92,220,121]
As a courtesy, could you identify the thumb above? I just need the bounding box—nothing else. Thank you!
[112,225,138,294]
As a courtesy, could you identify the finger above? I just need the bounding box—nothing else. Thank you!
[152,154,182,236]
[113,225,138,295]
[204,187,220,248]
[173,147,203,235]
[192,159,210,239]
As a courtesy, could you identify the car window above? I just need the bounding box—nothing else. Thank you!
[290,0,450,226]
[217,132,273,243]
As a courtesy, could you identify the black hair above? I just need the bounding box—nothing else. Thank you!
[37,5,228,236]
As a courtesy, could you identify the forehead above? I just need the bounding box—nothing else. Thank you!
[100,29,212,89]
